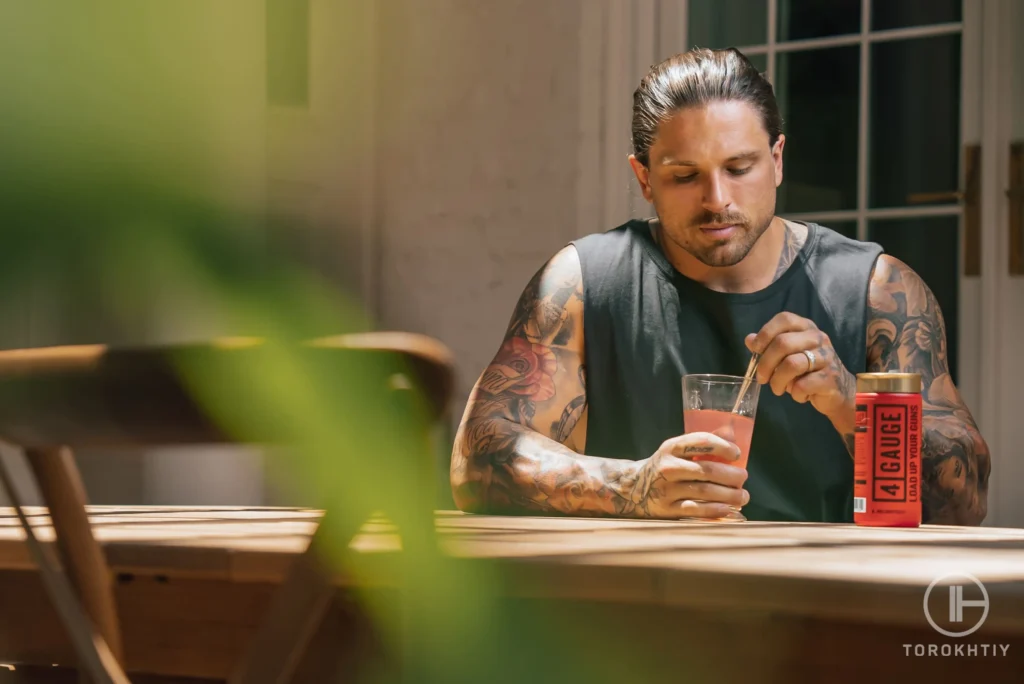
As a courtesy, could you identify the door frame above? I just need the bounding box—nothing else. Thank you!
[977,0,1022,527]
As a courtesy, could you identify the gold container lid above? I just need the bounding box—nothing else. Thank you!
[856,372,922,394]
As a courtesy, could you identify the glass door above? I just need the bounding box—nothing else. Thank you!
[686,0,977,407]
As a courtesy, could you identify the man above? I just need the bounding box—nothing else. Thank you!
[449,48,990,525]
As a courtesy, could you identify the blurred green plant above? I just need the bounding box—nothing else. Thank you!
[0,3,690,683]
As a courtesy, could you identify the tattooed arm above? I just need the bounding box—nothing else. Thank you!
[866,255,991,526]
[450,245,748,518]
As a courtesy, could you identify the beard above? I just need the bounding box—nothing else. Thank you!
[661,209,774,267]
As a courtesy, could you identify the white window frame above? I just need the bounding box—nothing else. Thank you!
[578,0,979,421]
[579,0,967,242]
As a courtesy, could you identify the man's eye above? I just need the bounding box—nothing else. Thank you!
[729,167,753,176]
[672,175,697,184]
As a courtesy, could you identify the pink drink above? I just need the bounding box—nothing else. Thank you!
[683,409,754,469]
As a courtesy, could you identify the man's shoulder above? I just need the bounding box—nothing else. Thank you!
[572,218,647,248]
[804,222,883,258]
[570,218,656,274]
[865,254,934,309]
[523,221,643,300]
[799,221,885,283]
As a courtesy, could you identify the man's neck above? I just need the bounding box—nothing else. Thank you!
[651,216,807,294]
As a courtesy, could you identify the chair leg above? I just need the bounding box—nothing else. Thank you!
[24,447,124,666]
[0,447,128,684]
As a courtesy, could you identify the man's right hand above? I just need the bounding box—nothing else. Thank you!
[626,432,750,519]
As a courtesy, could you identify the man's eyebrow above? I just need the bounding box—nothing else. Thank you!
[726,151,760,163]
[658,150,761,166]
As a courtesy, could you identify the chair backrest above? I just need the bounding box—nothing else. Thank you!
[307,332,455,423]
[0,333,456,450]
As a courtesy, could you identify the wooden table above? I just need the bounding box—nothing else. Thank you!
[1,508,1022,683]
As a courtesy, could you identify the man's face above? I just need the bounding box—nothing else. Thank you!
[630,100,785,267]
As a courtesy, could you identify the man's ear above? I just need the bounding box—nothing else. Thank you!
[628,155,654,202]
[771,134,786,188]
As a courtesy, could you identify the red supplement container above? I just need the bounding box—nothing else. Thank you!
[853,372,922,527]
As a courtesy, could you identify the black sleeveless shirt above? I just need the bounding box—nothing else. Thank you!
[570,220,883,523]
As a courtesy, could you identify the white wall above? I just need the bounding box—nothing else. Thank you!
[0,1,688,507]
[366,1,691,438]
[257,0,666,506]
[371,0,587,431]
[0,0,603,507]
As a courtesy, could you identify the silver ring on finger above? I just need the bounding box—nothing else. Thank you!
[802,349,816,372]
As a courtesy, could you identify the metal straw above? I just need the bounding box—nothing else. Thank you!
[732,351,761,414]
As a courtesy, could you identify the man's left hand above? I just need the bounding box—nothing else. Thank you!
[745,312,856,434]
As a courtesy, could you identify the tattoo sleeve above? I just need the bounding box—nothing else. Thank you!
[866,256,991,525]
[450,246,647,517]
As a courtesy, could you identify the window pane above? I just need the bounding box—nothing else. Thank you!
[777,0,861,42]
[775,47,860,213]
[688,0,768,49]
[872,0,961,32]
[745,52,768,74]
[868,217,959,383]
[869,35,960,208]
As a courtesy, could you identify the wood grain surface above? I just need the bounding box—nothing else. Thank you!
[1,507,1022,681]
[1,507,1022,623]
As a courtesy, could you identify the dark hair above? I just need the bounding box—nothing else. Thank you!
[631,48,783,167]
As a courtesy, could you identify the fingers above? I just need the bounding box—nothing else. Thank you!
[664,479,750,507]
[673,500,747,520]
[745,312,812,357]
[757,330,825,395]
[789,370,832,403]
[656,455,749,491]
[659,433,741,464]
[686,458,749,489]
[650,434,751,519]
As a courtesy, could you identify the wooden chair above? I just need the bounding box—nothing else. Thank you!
[0,333,456,683]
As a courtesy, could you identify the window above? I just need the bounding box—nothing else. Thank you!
[686,0,965,380]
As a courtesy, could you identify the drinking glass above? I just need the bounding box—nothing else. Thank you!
[681,373,761,521]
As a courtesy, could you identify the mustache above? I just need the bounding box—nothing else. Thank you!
[690,211,746,227]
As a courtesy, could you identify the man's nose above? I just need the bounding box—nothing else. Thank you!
[702,173,731,214]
